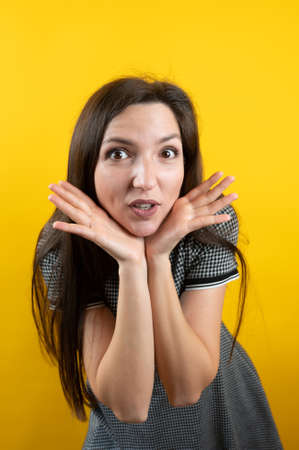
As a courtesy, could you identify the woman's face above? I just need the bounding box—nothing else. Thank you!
[94,102,185,237]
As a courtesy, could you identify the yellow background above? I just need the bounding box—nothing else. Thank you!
[1,1,297,448]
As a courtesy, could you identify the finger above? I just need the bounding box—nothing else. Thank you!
[192,213,232,230]
[57,180,96,209]
[206,192,238,215]
[191,175,236,210]
[53,221,96,241]
[49,183,91,214]
[205,175,235,204]
[196,192,238,217]
[186,171,223,202]
[48,193,90,226]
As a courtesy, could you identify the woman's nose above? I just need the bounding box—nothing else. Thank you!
[131,159,157,190]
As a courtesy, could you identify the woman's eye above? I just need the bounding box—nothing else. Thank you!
[107,148,128,160]
[162,148,179,159]
[106,147,179,160]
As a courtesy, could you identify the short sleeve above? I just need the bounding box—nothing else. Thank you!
[39,248,105,311]
[184,204,240,291]
[39,248,63,310]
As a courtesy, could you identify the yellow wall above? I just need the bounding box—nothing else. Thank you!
[1,1,297,448]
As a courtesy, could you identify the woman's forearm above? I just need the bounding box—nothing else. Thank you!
[96,259,155,423]
[147,254,215,406]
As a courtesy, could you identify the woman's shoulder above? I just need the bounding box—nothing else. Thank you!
[37,222,63,287]
[208,203,239,243]
[183,204,239,249]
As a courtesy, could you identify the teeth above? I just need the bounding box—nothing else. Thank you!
[134,204,153,209]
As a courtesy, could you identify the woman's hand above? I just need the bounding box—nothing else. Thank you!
[48,180,146,264]
[144,171,238,259]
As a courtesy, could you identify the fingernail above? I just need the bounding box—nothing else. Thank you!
[48,184,53,189]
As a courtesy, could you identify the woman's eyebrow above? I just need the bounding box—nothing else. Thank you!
[102,133,181,145]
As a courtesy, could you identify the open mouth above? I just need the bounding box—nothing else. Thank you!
[130,204,159,217]
[133,204,155,210]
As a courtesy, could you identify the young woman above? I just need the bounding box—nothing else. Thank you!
[32,76,283,449]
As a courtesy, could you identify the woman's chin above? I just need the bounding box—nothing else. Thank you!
[125,222,159,237]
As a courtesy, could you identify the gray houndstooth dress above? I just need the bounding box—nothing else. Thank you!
[40,205,283,450]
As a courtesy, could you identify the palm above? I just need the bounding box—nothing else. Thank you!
[48,180,145,263]
[145,172,238,258]
[145,197,190,256]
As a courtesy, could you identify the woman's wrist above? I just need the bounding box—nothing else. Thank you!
[118,256,148,273]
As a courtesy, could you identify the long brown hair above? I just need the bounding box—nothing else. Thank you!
[31,75,248,421]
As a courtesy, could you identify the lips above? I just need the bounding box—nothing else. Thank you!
[130,204,159,217]
[129,199,160,206]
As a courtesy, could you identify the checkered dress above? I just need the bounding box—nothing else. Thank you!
[40,205,283,449]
